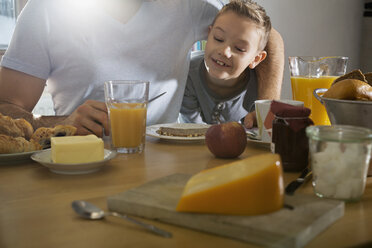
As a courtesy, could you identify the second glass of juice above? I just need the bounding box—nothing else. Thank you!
[289,56,348,125]
[104,80,149,154]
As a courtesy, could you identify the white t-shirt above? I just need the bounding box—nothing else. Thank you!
[1,0,223,125]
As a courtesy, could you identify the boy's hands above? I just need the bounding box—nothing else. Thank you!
[243,111,257,129]
[61,100,109,137]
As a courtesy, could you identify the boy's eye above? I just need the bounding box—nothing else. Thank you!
[236,47,246,52]
[214,36,224,42]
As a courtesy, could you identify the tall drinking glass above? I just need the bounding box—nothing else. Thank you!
[289,56,348,125]
[104,80,149,154]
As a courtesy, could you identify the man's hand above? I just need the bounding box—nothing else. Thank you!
[243,111,257,129]
[61,100,109,137]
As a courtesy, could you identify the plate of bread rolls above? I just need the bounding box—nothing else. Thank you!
[313,70,372,129]
[0,113,77,164]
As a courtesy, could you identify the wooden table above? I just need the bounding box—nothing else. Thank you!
[1,137,371,248]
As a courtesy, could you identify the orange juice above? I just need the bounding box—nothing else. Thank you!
[291,76,337,125]
[109,103,147,148]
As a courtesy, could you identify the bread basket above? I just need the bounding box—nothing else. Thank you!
[313,88,372,129]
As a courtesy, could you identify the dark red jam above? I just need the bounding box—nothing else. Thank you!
[272,116,310,172]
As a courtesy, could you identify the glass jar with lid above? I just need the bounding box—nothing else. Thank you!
[272,115,312,172]
[306,125,372,201]
[271,100,313,172]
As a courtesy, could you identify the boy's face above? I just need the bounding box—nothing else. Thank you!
[204,11,266,81]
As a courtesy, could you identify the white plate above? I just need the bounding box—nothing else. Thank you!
[31,149,117,175]
[245,129,270,145]
[0,150,36,165]
[247,137,270,145]
[146,123,211,141]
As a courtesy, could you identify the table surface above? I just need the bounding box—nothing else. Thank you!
[1,137,371,248]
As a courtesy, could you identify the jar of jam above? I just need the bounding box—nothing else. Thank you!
[270,101,313,172]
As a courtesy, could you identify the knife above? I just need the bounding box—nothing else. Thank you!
[285,167,312,195]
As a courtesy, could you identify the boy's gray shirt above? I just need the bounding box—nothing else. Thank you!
[180,52,258,124]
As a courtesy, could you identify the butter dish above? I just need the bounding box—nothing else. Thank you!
[31,149,116,175]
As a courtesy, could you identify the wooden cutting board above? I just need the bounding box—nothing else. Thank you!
[107,174,344,248]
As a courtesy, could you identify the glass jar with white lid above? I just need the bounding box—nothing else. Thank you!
[306,125,372,201]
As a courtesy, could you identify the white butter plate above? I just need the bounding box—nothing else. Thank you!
[0,150,36,165]
[31,149,117,175]
[146,123,211,141]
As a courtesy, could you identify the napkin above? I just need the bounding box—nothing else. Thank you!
[270,101,314,132]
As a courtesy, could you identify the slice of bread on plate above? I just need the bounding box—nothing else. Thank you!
[156,126,209,137]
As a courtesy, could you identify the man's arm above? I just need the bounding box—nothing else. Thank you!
[0,67,109,136]
[0,66,65,127]
[244,28,285,128]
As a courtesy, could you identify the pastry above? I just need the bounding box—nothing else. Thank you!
[0,113,34,140]
[31,125,77,149]
[0,134,42,154]
[323,79,372,101]
[0,113,77,153]
[14,118,34,140]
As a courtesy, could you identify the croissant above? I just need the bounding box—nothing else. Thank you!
[0,113,34,140]
[31,125,77,149]
[0,134,42,154]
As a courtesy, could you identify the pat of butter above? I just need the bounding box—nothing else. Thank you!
[51,135,104,164]
[176,153,284,215]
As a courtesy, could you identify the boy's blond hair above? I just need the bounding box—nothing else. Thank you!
[212,0,271,50]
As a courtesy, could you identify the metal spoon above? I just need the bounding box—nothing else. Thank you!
[71,200,172,238]
[148,92,166,103]
[246,130,259,140]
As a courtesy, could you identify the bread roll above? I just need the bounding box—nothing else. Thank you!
[332,69,367,85]
[323,79,372,101]
[0,134,42,154]
[364,72,372,87]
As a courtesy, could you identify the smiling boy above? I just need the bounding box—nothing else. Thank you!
[180,0,273,126]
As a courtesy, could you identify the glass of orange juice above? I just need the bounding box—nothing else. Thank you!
[104,80,149,154]
[289,56,348,125]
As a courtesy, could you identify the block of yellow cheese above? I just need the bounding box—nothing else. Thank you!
[176,153,284,215]
[51,135,104,164]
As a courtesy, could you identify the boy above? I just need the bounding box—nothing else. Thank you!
[180,0,272,127]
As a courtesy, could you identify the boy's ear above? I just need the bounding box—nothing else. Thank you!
[249,51,267,69]
[208,25,212,35]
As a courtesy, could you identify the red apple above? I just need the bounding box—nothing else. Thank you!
[205,122,247,158]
